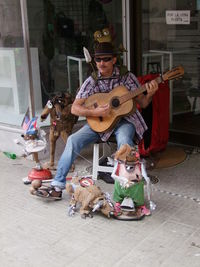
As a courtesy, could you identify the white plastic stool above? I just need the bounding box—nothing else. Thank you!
[92,142,115,180]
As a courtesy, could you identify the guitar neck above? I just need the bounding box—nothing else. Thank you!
[120,76,162,104]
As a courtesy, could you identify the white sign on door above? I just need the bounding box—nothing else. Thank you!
[166,10,190,25]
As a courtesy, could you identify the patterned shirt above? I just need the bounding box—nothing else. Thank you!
[76,66,147,143]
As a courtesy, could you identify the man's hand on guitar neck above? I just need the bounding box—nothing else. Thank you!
[136,79,158,109]
[145,79,159,98]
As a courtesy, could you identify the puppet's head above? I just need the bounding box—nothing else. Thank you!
[93,28,112,43]
[114,144,140,165]
[112,144,142,188]
[40,93,74,122]
[92,195,114,218]
[21,117,39,141]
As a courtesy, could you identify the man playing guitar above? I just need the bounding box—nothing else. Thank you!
[36,41,158,199]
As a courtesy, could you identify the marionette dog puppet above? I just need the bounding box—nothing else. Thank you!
[66,177,114,219]
[40,93,78,170]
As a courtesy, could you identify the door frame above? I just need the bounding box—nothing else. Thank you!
[122,0,142,75]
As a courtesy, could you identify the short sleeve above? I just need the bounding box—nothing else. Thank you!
[122,72,141,91]
[76,76,96,99]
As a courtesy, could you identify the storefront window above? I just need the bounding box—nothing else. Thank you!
[0,0,122,127]
[142,0,200,136]
[0,0,42,127]
[28,0,123,106]
[0,0,42,126]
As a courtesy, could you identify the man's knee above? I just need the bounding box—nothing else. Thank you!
[66,132,83,152]
[118,141,134,149]
[117,135,134,147]
[67,133,77,146]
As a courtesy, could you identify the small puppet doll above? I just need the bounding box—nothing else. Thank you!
[111,144,151,220]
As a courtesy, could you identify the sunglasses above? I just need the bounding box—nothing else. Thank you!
[95,57,113,62]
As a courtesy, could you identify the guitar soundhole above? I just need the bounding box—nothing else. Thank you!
[111,98,120,108]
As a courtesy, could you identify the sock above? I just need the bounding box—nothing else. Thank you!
[54,186,62,192]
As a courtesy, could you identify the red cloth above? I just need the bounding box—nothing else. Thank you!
[137,74,170,156]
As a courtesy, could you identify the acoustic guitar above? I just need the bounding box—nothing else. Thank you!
[85,66,184,133]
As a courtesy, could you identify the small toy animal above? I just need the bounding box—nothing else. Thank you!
[66,177,114,219]
[40,93,78,170]
[93,28,112,43]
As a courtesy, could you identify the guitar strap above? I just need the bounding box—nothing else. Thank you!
[91,66,129,84]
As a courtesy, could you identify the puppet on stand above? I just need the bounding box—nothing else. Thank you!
[18,117,52,187]
[111,144,154,220]
[40,92,78,170]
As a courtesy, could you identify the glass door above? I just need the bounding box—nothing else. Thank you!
[142,0,200,139]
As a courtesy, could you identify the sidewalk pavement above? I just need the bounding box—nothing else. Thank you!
[1,143,200,267]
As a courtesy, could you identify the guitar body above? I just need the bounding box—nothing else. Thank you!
[85,86,136,133]
[84,66,184,133]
